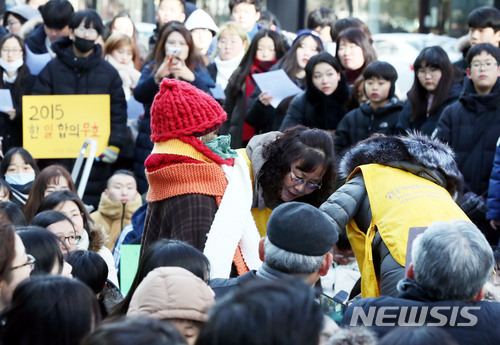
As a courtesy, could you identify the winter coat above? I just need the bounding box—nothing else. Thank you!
[341,278,500,345]
[488,145,500,220]
[24,24,48,54]
[396,82,463,136]
[434,78,500,197]
[245,62,306,135]
[127,266,214,321]
[0,66,34,152]
[280,72,349,132]
[320,133,467,298]
[90,192,143,251]
[132,62,215,194]
[334,98,404,156]
[32,37,128,149]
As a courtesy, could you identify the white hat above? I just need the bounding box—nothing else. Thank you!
[184,9,219,36]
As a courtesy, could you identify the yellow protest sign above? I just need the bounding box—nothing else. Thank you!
[23,95,111,159]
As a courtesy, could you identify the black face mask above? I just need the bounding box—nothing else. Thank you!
[74,36,95,53]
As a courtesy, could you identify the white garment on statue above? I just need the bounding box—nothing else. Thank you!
[213,50,245,90]
[203,152,262,278]
[320,260,360,298]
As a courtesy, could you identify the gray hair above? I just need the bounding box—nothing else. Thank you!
[412,220,494,301]
[264,239,325,274]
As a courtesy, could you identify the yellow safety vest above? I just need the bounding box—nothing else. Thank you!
[346,164,470,298]
[237,149,273,237]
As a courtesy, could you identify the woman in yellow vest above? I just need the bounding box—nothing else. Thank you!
[320,132,469,298]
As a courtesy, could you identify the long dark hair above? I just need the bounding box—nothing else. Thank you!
[0,34,31,104]
[281,33,323,81]
[107,239,211,321]
[152,21,203,74]
[226,29,287,96]
[259,125,336,208]
[408,46,463,123]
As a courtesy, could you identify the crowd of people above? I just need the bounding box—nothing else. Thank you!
[1,0,500,344]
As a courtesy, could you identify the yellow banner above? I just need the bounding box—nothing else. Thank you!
[22,95,111,159]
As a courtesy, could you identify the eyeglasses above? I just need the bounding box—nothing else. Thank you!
[75,26,98,38]
[333,252,356,261]
[1,48,22,55]
[290,170,322,190]
[470,60,499,70]
[10,254,36,271]
[417,67,440,76]
[60,234,82,245]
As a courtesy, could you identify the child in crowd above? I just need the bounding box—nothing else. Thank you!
[0,147,39,206]
[280,52,349,136]
[436,43,500,244]
[222,28,287,148]
[90,170,142,251]
[246,30,323,134]
[334,60,403,156]
[396,46,463,136]
[104,32,141,101]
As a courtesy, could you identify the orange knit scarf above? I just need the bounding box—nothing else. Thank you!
[146,162,228,204]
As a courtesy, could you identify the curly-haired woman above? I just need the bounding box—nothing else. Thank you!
[243,125,336,236]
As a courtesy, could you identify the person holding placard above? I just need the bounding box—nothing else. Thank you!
[32,9,127,209]
[0,34,34,154]
[245,30,323,135]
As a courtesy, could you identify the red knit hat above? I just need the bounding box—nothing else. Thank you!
[150,78,227,142]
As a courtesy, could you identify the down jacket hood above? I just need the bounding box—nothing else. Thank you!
[339,131,464,198]
[127,267,214,322]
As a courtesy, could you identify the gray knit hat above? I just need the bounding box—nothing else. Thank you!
[267,201,338,256]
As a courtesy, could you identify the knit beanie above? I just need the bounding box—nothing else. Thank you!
[267,202,338,256]
[150,78,227,142]
[127,266,215,322]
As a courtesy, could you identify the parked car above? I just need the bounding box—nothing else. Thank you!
[372,33,461,99]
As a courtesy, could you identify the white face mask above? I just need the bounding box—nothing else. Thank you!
[5,173,35,186]
[0,57,23,75]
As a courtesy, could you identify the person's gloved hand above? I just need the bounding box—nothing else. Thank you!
[458,191,487,220]
[96,146,119,164]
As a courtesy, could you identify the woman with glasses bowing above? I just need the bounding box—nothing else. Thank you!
[241,125,336,238]
[396,46,464,136]
[0,34,34,154]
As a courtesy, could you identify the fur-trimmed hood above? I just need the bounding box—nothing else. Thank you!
[339,132,464,197]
